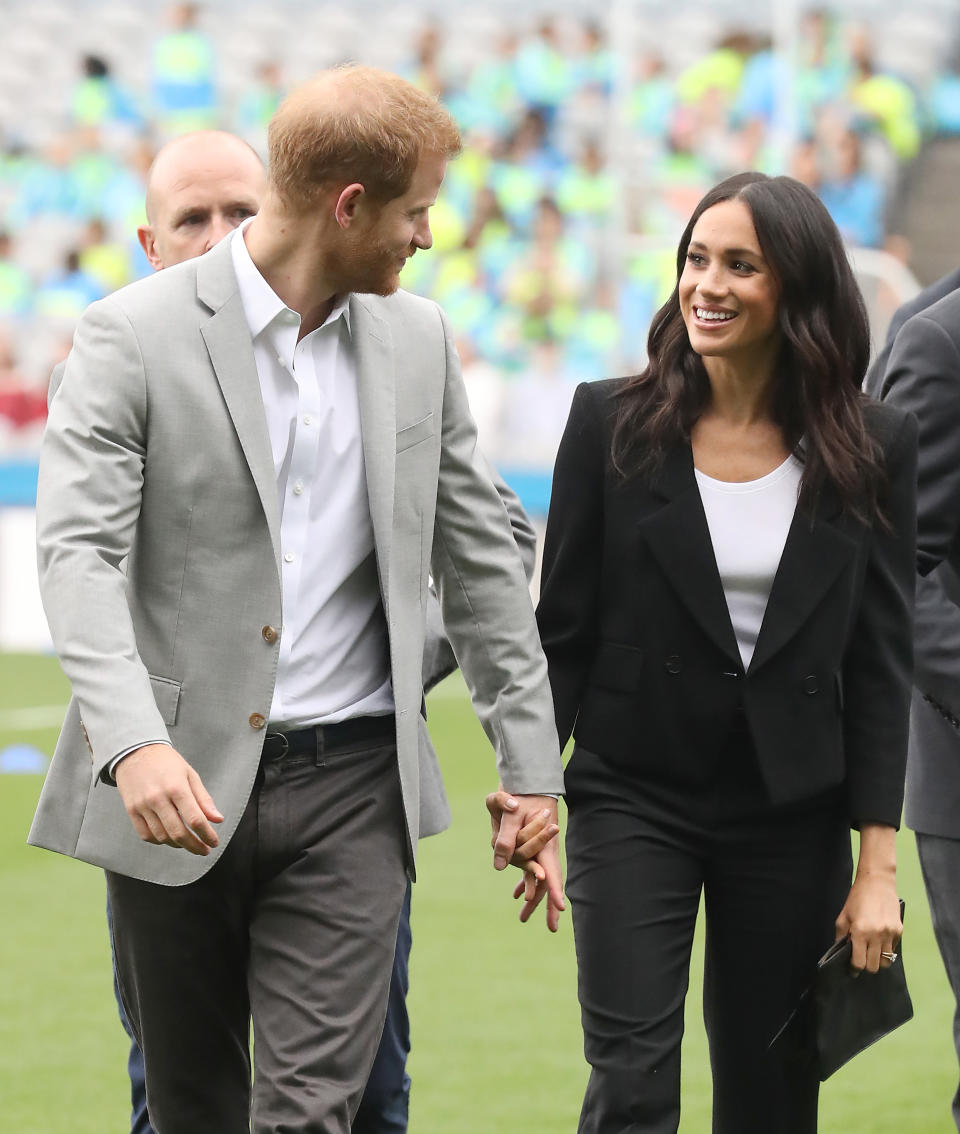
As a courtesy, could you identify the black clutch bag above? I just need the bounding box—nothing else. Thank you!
[771,900,913,1080]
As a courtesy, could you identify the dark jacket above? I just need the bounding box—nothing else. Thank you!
[871,278,960,836]
[537,379,917,828]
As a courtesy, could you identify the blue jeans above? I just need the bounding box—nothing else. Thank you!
[353,879,413,1133]
[107,879,414,1134]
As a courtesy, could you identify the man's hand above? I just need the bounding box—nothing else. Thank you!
[115,744,223,855]
[485,788,565,932]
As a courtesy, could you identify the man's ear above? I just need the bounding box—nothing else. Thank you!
[137,225,164,272]
[334,183,366,229]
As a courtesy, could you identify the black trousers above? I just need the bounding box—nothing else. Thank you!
[107,732,408,1134]
[565,726,851,1134]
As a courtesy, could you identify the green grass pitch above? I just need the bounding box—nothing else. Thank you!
[0,652,956,1132]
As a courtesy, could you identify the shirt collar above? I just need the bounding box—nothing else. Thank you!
[230,219,351,340]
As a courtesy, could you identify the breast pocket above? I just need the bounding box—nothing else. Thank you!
[396,412,435,454]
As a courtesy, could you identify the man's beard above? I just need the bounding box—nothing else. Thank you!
[328,237,407,297]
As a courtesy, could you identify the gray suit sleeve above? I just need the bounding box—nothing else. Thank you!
[912,566,960,723]
[36,299,171,777]
[882,311,960,576]
[427,307,563,795]
[422,464,536,693]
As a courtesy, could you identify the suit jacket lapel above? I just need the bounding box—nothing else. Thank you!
[351,296,396,610]
[638,443,742,666]
[750,483,856,673]
[197,240,281,564]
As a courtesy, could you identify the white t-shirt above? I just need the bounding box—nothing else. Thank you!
[695,454,803,669]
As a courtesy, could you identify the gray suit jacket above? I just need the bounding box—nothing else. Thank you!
[29,237,563,884]
[870,275,960,837]
[43,364,537,843]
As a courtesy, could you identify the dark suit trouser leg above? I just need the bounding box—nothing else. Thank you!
[108,740,408,1134]
[565,741,851,1134]
[916,832,960,1132]
[702,792,850,1134]
[566,748,701,1134]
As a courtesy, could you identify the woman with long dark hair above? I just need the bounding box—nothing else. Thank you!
[537,172,917,1132]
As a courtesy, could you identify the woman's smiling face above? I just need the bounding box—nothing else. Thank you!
[679,197,781,375]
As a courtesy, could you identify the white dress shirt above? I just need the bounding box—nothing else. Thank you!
[230,224,394,727]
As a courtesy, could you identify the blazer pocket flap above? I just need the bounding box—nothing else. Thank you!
[149,674,182,726]
[587,642,644,693]
[396,413,435,453]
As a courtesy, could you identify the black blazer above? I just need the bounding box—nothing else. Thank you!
[537,379,918,828]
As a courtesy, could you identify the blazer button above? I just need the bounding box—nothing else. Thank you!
[249,713,267,730]
[802,675,819,695]
[665,655,682,675]
[261,625,279,644]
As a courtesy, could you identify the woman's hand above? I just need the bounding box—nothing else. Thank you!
[834,823,902,974]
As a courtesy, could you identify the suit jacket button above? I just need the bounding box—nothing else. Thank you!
[261,625,279,644]
[665,655,682,675]
[802,675,819,695]
[249,713,267,730]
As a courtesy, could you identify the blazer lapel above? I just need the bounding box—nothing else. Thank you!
[638,443,742,666]
[350,296,396,610]
[196,240,281,564]
[750,484,856,673]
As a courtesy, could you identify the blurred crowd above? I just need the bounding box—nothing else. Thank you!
[1,1,957,467]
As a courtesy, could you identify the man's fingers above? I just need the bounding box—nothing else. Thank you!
[493,809,523,870]
[173,784,219,849]
[188,768,224,823]
[128,811,162,845]
[137,806,172,847]
[154,800,210,856]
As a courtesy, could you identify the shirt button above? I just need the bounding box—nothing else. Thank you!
[249,713,267,730]
[293,481,304,496]
[261,625,279,644]
[802,675,820,695]
[303,415,312,425]
[665,654,682,675]
[276,354,284,366]
[284,552,294,563]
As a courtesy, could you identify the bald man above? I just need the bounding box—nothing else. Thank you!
[137,130,266,270]
[48,125,544,1134]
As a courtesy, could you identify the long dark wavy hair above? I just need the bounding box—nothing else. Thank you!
[611,171,883,521]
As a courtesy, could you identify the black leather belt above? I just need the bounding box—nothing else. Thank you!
[262,716,395,765]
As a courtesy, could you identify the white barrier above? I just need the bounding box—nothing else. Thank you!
[0,507,51,651]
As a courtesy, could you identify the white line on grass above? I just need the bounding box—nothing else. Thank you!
[0,705,67,729]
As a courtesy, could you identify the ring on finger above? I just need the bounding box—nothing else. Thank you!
[880,950,898,962]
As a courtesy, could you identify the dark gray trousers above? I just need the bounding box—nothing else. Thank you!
[916,831,960,1133]
[107,736,408,1134]
[565,731,851,1134]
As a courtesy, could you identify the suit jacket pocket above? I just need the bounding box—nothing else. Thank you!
[396,412,435,453]
[149,674,182,726]
[587,642,644,693]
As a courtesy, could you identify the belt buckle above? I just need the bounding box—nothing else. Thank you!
[265,731,290,760]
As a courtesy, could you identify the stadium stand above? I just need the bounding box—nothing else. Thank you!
[0,0,959,470]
